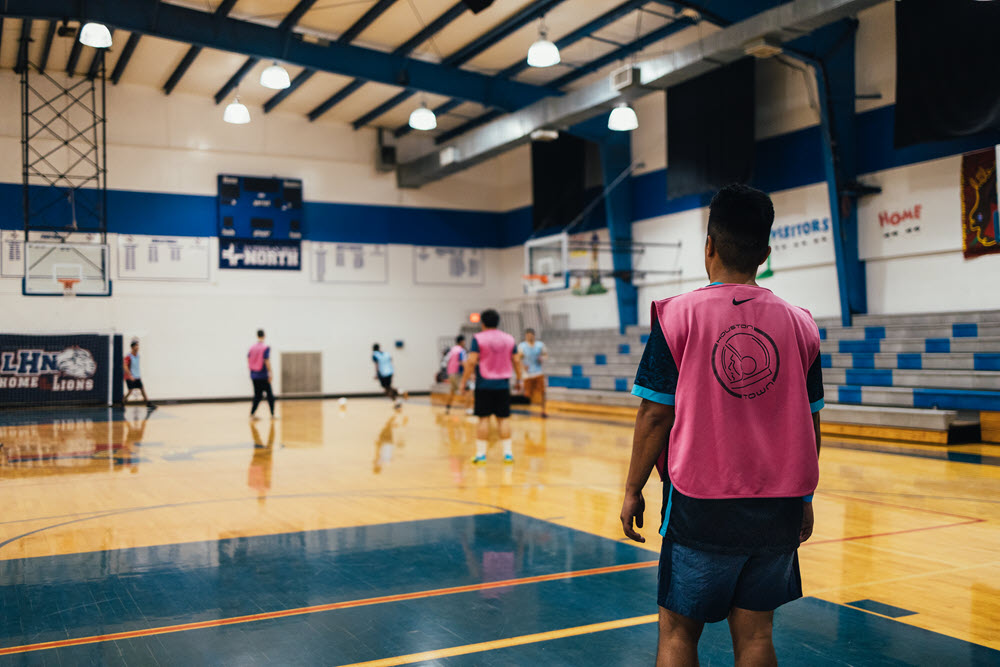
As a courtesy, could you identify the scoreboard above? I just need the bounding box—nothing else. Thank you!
[217,175,303,240]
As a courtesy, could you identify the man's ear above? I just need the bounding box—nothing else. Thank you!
[760,246,772,265]
[705,234,716,257]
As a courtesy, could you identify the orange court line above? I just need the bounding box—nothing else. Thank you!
[338,614,660,667]
[806,518,984,546]
[0,560,658,657]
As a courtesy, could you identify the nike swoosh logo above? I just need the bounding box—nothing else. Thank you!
[732,297,755,306]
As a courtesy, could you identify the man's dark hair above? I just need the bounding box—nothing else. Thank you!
[707,184,774,274]
[130,341,139,349]
[455,335,465,344]
[257,329,265,338]
[372,343,380,352]
[480,309,500,328]
[524,328,535,336]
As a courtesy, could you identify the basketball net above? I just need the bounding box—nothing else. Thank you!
[522,274,550,292]
[60,278,80,298]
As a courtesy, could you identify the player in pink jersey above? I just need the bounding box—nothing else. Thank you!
[459,309,522,463]
[620,184,823,666]
[444,335,468,414]
[248,329,275,419]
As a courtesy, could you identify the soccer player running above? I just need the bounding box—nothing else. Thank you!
[372,343,405,408]
[459,309,523,464]
[620,185,823,667]
[445,335,468,414]
[516,328,548,418]
[122,340,155,409]
[248,329,276,419]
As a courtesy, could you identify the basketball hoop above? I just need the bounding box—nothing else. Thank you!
[522,274,551,293]
[59,278,80,298]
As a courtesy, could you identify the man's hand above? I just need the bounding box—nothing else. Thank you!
[800,501,814,543]
[620,490,646,543]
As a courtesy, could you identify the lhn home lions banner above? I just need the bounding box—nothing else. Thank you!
[0,334,123,406]
[961,147,1000,259]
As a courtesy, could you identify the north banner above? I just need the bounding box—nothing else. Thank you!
[960,148,999,259]
[219,239,302,270]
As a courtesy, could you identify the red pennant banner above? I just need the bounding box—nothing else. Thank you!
[961,147,1000,259]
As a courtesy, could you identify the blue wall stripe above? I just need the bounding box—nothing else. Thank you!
[5,105,998,246]
[845,369,893,387]
[548,376,590,389]
[925,339,951,353]
[913,388,1000,411]
[851,352,875,369]
[838,386,862,404]
[974,354,1000,371]
[840,340,880,353]
[952,323,978,338]
[897,353,922,370]
[864,326,886,341]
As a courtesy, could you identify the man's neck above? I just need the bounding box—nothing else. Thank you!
[708,268,758,286]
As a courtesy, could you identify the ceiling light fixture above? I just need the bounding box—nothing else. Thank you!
[608,103,638,131]
[224,97,251,125]
[79,22,113,48]
[260,62,291,90]
[527,18,560,68]
[409,102,437,131]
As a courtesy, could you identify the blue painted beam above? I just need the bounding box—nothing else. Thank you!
[309,2,468,121]
[263,69,315,113]
[163,45,202,94]
[600,131,638,333]
[274,0,396,115]
[277,0,319,33]
[162,0,237,95]
[435,16,696,144]
[265,0,397,113]
[350,0,567,129]
[650,0,779,25]
[395,0,650,138]
[789,21,866,325]
[86,29,112,79]
[65,30,83,77]
[110,32,141,84]
[37,21,56,74]
[214,57,258,104]
[15,19,31,74]
[9,0,551,112]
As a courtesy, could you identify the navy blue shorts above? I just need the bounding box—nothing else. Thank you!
[657,540,802,623]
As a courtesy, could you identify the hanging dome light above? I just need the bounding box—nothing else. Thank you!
[608,102,638,131]
[527,23,560,68]
[408,102,437,131]
[224,97,251,125]
[79,22,113,48]
[260,62,291,90]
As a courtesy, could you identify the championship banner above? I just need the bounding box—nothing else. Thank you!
[0,334,118,406]
[960,147,999,259]
[219,239,302,270]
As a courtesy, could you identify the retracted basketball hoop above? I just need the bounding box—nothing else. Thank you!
[59,278,80,298]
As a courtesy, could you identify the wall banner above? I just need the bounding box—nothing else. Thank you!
[960,147,999,259]
[219,239,302,270]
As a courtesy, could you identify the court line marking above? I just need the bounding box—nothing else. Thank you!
[820,492,983,522]
[0,561,658,656]
[806,518,984,546]
[337,614,660,667]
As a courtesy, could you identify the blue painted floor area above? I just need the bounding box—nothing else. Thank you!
[0,513,654,663]
[1,513,998,665]
[435,597,1000,666]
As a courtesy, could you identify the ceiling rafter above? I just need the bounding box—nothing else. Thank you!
[163,0,239,95]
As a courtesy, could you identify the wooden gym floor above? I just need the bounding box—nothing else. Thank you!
[0,398,998,665]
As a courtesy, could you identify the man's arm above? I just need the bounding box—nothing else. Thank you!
[800,411,822,543]
[123,356,133,381]
[459,352,478,394]
[621,400,675,543]
[512,351,523,388]
[265,358,273,381]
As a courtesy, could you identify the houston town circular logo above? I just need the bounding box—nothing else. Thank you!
[711,325,780,398]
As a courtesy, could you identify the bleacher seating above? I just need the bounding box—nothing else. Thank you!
[537,310,1000,444]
